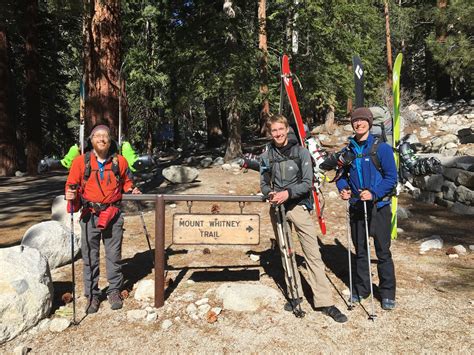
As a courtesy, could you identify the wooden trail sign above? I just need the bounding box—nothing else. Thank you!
[172,213,260,245]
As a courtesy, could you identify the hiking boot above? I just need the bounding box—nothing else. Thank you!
[284,297,303,312]
[108,290,123,310]
[85,295,100,314]
[348,294,368,303]
[381,298,396,310]
[321,305,348,323]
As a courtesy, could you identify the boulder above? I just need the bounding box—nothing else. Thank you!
[22,221,80,269]
[162,166,199,184]
[48,318,70,332]
[441,180,456,201]
[0,246,53,343]
[414,174,444,192]
[200,157,213,168]
[419,235,443,252]
[216,283,281,312]
[133,279,155,301]
[404,134,420,145]
[457,170,474,189]
[451,202,474,215]
[454,185,474,205]
[51,195,80,234]
[453,245,467,255]
[435,197,454,208]
[431,134,458,151]
[397,206,412,220]
[213,157,225,166]
[442,167,464,183]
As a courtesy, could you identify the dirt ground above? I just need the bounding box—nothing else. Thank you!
[1,164,473,353]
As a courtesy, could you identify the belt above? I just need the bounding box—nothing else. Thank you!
[83,200,120,213]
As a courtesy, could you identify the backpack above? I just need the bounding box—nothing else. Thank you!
[267,144,303,186]
[369,106,393,145]
[82,151,122,194]
[368,106,398,174]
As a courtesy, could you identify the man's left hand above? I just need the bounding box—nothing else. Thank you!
[359,189,373,201]
[269,190,289,205]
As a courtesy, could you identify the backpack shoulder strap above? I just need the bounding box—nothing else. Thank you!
[369,138,382,173]
[83,151,92,182]
[112,154,121,183]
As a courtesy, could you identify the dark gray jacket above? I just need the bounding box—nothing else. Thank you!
[260,142,313,210]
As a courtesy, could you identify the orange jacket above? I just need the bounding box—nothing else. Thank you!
[65,152,133,204]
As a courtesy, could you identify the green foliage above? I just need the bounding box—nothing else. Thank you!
[1,1,81,159]
[426,0,473,97]
[2,0,472,162]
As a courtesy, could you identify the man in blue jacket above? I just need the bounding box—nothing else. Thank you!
[336,107,398,310]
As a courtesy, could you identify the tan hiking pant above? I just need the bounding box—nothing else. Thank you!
[270,204,334,308]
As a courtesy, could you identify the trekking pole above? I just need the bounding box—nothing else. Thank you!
[346,199,354,311]
[136,201,154,267]
[274,204,305,318]
[68,184,78,325]
[363,200,376,321]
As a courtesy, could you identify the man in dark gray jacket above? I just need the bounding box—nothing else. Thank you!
[260,114,347,323]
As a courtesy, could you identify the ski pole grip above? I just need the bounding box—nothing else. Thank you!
[67,184,80,213]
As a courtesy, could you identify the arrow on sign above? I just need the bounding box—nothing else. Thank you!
[246,226,254,233]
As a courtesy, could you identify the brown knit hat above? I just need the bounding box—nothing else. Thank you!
[351,107,373,127]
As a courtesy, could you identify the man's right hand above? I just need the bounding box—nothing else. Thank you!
[65,187,77,200]
[340,188,351,200]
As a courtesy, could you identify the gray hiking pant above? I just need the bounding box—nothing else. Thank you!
[80,211,124,297]
[270,204,334,308]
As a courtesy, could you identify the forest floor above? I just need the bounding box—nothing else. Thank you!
[1,156,473,353]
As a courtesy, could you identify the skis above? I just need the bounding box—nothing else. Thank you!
[352,56,364,108]
[274,204,305,318]
[391,53,403,240]
[281,54,326,235]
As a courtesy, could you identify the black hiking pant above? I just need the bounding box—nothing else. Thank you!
[350,203,396,300]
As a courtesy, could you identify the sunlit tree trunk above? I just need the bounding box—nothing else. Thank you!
[24,0,41,175]
[83,0,125,138]
[258,0,270,136]
[0,26,17,176]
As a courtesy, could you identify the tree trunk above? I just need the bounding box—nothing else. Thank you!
[347,64,353,115]
[292,0,299,54]
[145,19,153,155]
[258,0,270,136]
[324,105,335,135]
[0,26,17,176]
[205,97,223,148]
[24,0,41,175]
[83,0,125,139]
[219,92,228,137]
[224,96,242,161]
[384,0,393,90]
[435,0,451,99]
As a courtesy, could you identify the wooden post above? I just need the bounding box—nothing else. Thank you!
[154,194,165,308]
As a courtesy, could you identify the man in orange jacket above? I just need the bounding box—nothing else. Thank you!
[65,124,140,314]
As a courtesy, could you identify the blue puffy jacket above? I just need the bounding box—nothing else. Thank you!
[336,134,397,209]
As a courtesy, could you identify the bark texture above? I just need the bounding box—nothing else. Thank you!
[0,27,17,176]
[83,0,126,138]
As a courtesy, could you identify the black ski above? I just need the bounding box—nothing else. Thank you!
[352,56,364,108]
